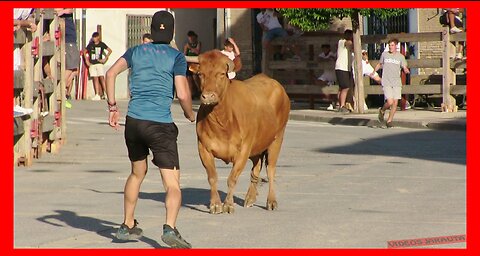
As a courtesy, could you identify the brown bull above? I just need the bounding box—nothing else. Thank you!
[195,50,290,214]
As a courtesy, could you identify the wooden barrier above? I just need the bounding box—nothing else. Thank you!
[267,30,466,112]
[14,9,67,166]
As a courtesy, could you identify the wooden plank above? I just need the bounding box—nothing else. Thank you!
[14,70,25,89]
[283,84,466,96]
[361,32,442,44]
[271,34,343,46]
[364,84,466,95]
[14,117,25,137]
[14,29,27,45]
[272,58,464,70]
[43,9,55,19]
[369,58,465,69]
[42,78,55,94]
[42,115,55,133]
[42,41,55,57]
[284,84,339,95]
[442,27,454,110]
[450,32,466,42]
[269,60,335,70]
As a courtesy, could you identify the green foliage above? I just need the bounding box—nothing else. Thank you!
[277,8,409,32]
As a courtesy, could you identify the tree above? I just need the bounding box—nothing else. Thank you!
[277,8,409,113]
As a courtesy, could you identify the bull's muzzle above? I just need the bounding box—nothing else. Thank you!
[201,92,218,105]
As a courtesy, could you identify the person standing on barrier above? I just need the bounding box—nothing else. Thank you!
[372,38,410,128]
[55,8,79,109]
[105,10,194,248]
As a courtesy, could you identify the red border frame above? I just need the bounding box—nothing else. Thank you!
[4,1,478,255]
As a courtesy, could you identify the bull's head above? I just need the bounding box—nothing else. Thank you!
[192,50,234,106]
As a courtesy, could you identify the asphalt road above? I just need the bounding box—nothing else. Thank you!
[14,100,466,248]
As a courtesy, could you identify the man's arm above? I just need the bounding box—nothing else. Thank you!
[105,57,129,129]
[229,38,240,57]
[174,75,195,122]
[101,46,113,64]
[371,63,383,77]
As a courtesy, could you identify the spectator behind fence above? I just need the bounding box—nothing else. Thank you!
[183,30,201,98]
[314,44,338,111]
[220,38,241,79]
[85,32,112,101]
[142,33,153,44]
[373,38,410,128]
[55,8,79,109]
[105,10,194,248]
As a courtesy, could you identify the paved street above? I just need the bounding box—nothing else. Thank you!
[14,99,466,248]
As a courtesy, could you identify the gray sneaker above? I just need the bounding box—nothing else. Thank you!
[161,224,192,248]
[378,108,385,123]
[116,219,143,240]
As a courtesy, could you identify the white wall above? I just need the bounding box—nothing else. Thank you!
[76,8,216,100]
[78,8,164,99]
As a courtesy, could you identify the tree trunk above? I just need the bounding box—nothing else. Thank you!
[352,12,365,113]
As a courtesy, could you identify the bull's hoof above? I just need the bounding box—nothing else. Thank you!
[209,204,223,214]
[244,194,257,208]
[266,200,278,210]
[222,203,235,214]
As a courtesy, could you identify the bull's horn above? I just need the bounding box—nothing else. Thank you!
[185,56,199,63]
[226,58,235,73]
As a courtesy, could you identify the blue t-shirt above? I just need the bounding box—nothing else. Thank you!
[122,43,187,123]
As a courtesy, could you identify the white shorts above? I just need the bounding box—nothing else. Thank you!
[383,85,402,100]
[89,64,105,77]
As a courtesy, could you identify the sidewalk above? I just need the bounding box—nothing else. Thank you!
[193,101,466,131]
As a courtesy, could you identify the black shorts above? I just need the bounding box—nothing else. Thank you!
[335,70,354,89]
[124,115,180,169]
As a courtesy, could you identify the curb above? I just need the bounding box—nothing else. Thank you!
[288,113,466,131]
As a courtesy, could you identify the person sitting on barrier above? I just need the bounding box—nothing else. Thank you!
[441,8,465,60]
[55,8,79,109]
[256,8,289,61]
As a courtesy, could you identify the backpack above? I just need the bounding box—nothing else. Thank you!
[439,13,448,26]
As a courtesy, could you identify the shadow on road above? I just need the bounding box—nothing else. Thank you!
[87,187,247,213]
[316,130,466,165]
[36,210,165,248]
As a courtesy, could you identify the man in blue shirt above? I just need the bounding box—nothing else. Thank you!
[105,10,194,248]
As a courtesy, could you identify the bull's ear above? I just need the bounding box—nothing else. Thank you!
[226,58,235,73]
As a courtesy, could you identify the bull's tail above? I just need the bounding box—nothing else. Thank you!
[260,150,269,183]
[262,150,269,167]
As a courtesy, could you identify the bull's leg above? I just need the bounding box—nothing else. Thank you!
[198,141,222,214]
[265,128,286,210]
[244,155,263,208]
[223,151,250,214]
